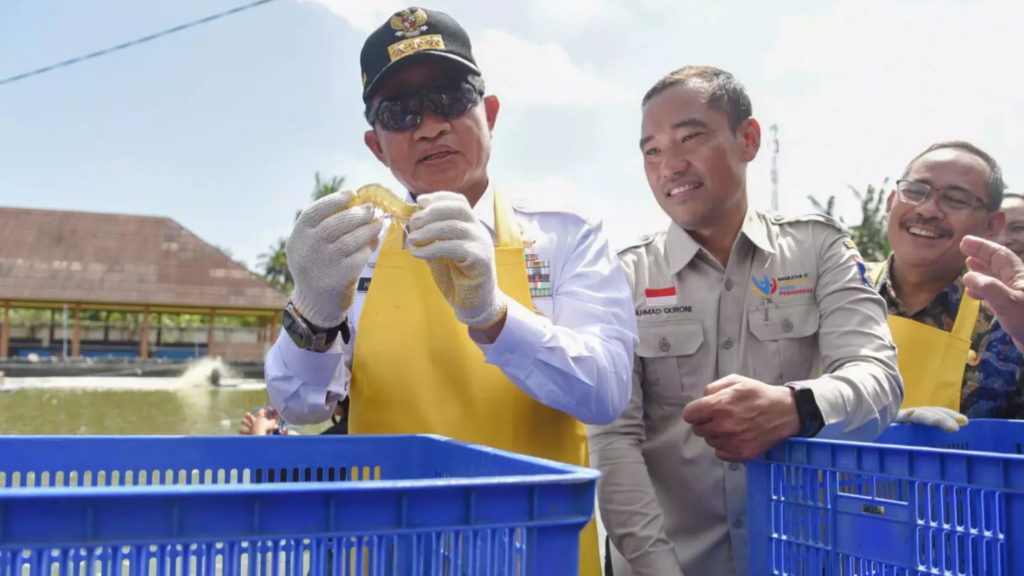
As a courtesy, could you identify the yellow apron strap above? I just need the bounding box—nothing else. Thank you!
[493,186,522,249]
[951,293,981,341]
[382,215,405,251]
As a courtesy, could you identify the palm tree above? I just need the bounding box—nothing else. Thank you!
[259,238,293,293]
[294,172,346,220]
[808,179,892,262]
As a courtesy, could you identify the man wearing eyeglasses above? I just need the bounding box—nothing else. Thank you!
[874,141,1024,423]
[262,7,637,575]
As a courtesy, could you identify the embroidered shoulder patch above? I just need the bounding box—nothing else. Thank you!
[852,254,870,287]
[525,253,551,297]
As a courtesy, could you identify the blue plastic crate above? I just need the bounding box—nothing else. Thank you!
[0,434,599,575]
[748,419,1024,576]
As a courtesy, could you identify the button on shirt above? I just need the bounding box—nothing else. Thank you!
[264,184,640,427]
[588,210,903,576]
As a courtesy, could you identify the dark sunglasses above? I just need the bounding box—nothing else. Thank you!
[365,77,484,132]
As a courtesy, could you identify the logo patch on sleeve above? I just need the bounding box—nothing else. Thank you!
[852,255,870,287]
[357,277,372,293]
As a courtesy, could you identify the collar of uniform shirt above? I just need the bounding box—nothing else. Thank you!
[666,208,776,275]
[403,182,499,244]
[874,255,969,318]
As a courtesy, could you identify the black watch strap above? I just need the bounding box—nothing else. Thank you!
[787,384,824,438]
[284,302,350,352]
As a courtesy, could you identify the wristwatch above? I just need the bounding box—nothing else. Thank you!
[786,384,824,438]
[282,301,350,352]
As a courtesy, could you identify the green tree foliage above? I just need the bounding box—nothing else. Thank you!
[809,180,892,262]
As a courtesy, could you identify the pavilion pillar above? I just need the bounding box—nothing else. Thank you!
[71,305,81,357]
[208,310,217,357]
[139,308,150,358]
[1,303,9,359]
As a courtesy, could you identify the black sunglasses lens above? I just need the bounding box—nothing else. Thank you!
[426,82,479,119]
[377,95,424,132]
[376,81,480,131]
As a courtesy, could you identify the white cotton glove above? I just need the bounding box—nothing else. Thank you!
[406,191,507,329]
[894,406,969,432]
[286,190,384,328]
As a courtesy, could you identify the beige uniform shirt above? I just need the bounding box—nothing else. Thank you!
[588,209,903,576]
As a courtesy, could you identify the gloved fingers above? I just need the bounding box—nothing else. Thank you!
[409,195,476,230]
[925,410,964,432]
[924,406,967,422]
[315,205,379,243]
[294,190,357,228]
[409,238,489,265]
[414,191,467,209]
[407,220,482,247]
[286,215,380,274]
[897,407,967,432]
[303,216,381,265]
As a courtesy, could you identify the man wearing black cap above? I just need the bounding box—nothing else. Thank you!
[264,7,637,575]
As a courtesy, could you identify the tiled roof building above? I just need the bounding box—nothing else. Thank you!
[0,207,286,361]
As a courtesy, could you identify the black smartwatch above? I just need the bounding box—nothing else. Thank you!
[786,384,824,438]
[282,301,350,352]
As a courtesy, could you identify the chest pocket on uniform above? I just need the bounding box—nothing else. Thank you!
[637,322,704,404]
[747,301,820,386]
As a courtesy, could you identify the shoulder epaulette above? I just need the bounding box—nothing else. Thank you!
[616,233,656,255]
[767,211,851,235]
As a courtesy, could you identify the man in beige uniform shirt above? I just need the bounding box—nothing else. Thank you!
[588,66,904,576]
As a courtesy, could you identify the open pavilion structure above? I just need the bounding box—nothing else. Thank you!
[0,207,287,362]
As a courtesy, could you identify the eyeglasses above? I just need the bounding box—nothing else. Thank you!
[895,179,991,215]
[365,77,484,132]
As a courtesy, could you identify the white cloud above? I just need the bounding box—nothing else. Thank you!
[525,0,623,26]
[760,0,1024,219]
[473,29,632,106]
[295,0,400,32]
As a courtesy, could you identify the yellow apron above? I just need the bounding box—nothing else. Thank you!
[350,187,600,576]
[887,293,981,412]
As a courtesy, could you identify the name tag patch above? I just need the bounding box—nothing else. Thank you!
[636,305,693,319]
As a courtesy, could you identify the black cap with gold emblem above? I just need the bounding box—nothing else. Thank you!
[359,7,481,103]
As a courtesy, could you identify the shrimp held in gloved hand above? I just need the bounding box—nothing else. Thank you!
[406,192,508,330]
[339,183,421,221]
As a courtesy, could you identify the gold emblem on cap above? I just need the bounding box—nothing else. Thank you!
[390,7,428,38]
[362,72,367,87]
[388,34,444,62]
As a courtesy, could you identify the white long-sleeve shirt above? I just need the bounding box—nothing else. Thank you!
[265,184,639,427]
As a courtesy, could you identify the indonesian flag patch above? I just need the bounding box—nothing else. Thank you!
[645,286,677,306]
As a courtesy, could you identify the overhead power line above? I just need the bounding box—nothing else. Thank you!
[0,0,282,88]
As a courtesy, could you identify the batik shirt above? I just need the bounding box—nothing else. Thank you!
[874,257,1024,418]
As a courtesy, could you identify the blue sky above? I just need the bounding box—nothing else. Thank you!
[2,0,1022,270]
